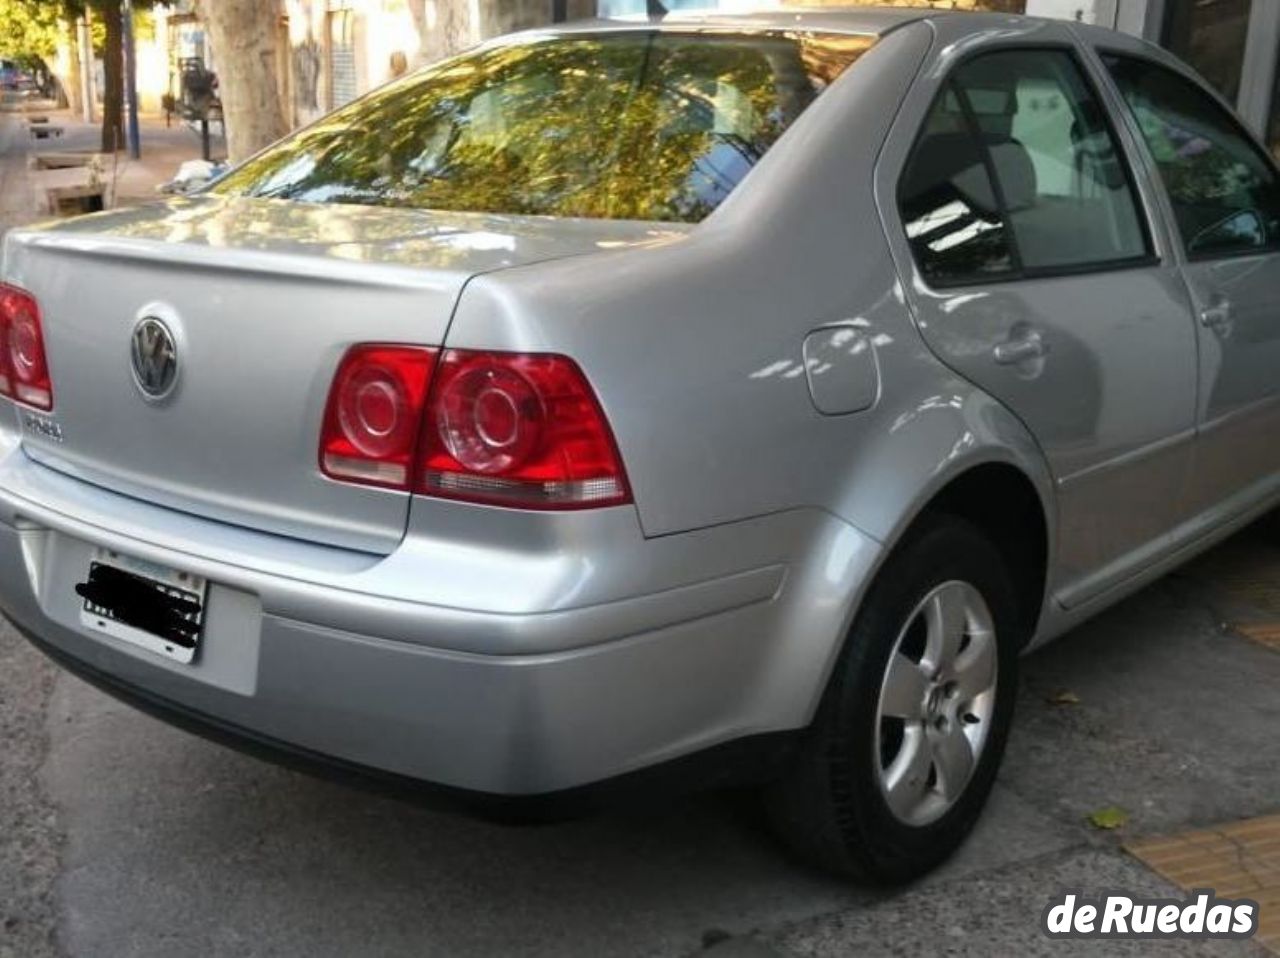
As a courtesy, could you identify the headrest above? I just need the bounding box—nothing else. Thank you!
[985,136,1037,212]
[902,131,1000,219]
[903,132,1037,218]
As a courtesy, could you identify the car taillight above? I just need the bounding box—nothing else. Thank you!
[420,350,630,509]
[0,283,52,411]
[318,345,630,510]
[318,344,437,489]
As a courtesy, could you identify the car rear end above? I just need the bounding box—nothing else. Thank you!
[0,20,893,805]
[0,200,777,800]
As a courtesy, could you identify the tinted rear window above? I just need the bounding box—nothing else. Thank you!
[213,30,873,223]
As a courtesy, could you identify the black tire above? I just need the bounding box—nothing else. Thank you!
[764,514,1023,883]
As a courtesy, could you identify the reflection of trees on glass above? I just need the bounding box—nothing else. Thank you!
[213,31,873,223]
[1106,54,1280,255]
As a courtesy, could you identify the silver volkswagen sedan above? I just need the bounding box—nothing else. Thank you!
[2,7,1278,883]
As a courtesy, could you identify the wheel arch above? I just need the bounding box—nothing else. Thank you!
[910,462,1050,644]
[827,387,1058,653]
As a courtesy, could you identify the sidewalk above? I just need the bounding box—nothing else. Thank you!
[1,95,225,230]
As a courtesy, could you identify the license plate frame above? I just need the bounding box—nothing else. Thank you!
[77,549,208,664]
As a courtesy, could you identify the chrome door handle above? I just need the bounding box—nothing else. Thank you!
[993,330,1047,365]
[1200,300,1232,328]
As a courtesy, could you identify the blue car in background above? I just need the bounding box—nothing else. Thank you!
[0,60,32,91]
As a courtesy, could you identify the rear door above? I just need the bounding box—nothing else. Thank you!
[877,26,1200,608]
[1101,51,1280,521]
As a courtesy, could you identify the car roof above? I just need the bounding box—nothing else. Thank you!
[552,5,935,38]
[516,6,1155,55]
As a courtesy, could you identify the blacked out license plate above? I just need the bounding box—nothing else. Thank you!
[76,550,208,664]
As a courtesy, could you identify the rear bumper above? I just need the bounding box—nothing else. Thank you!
[17,617,801,820]
[0,448,882,797]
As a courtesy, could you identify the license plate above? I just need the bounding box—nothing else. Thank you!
[76,549,208,664]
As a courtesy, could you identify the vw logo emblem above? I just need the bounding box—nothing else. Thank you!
[130,317,179,400]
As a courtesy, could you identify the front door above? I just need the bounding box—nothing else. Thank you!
[1103,52,1280,522]
[881,36,1200,608]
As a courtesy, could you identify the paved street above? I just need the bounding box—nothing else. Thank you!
[1,105,1279,958]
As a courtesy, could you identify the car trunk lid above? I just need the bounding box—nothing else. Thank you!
[2,195,680,553]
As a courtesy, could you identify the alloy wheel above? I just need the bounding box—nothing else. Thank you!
[873,580,998,827]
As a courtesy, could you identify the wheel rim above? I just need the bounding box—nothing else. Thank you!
[873,580,998,827]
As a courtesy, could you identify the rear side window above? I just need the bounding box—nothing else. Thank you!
[900,49,1151,286]
[1104,54,1280,259]
[898,88,1017,285]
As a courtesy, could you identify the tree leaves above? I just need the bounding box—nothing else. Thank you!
[1088,806,1130,830]
[0,0,63,60]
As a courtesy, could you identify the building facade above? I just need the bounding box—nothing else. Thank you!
[601,0,1280,154]
[274,0,594,128]
[100,0,1280,157]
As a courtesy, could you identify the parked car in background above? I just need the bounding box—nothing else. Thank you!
[1,8,1278,883]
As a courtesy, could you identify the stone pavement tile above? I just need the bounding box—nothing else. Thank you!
[765,847,1270,957]
[1130,814,1280,953]
[1236,624,1280,653]
[2,104,222,220]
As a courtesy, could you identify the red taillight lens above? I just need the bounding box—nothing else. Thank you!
[421,351,630,509]
[319,345,630,509]
[0,283,52,411]
[319,345,437,489]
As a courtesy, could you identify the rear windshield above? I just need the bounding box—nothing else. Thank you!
[212,30,874,223]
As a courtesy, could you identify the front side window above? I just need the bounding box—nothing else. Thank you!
[1105,54,1280,258]
[899,48,1150,286]
[213,31,873,224]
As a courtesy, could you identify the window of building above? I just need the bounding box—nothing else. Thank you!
[1105,54,1280,258]
[327,7,357,110]
[1162,0,1252,105]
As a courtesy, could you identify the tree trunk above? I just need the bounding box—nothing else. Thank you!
[406,0,430,66]
[410,0,473,66]
[479,0,557,38]
[410,0,577,69]
[98,0,124,153]
[61,15,83,118]
[195,0,290,164]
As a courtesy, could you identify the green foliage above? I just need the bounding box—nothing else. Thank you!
[0,0,64,59]
[0,0,159,60]
[1088,805,1130,830]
